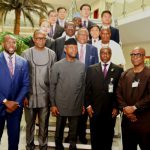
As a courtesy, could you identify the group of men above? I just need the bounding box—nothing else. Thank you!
[0,3,150,150]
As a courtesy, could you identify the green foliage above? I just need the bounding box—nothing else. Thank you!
[0,32,30,55]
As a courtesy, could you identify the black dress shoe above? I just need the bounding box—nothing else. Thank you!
[64,136,69,143]
[79,137,88,144]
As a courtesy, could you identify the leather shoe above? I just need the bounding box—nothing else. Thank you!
[79,137,87,144]
[64,136,69,143]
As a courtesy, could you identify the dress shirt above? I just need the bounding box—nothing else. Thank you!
[77,43,86,64]
[58,19,65,27]
[92,38,100,50]
[101,61,111,73]
[97,40,126,65]
[65,35,75,41]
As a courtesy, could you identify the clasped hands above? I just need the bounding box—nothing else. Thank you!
[4,100,20,113]
[123,106,138,122]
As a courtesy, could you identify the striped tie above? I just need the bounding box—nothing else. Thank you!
[8,56,13,77]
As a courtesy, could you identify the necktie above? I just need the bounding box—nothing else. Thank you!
[79,45,84,63]
[8,56,13,77]
[49,25,53,37]
[83,21,86,27]
[103,64,108,78]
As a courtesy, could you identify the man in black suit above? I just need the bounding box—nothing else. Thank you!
[56,7,67,28]
[80,4,95,31]
[48,10,64,39]
[101,10,120,44]
[55,21,76,61]
[85,47,123,150]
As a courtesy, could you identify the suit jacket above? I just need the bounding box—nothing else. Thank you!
[82,20,95,31]
[100,26,120,44]
[85,62,123,116]
[52,24,64,39]
[83,44,98,70]
[117,67,150,126]
[55,36,66,61]
[0,52,29,113]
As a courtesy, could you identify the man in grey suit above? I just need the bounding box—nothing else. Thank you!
[50,38,85,150]
[22,29,56,150]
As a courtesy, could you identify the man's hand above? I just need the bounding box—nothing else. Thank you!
[23,98,29,107]
[112,108,118,118]
[50,106,59,116]
[4,101,19,113]
[126,113,138,122]
[87,105,94,118]
[123,106,138,122]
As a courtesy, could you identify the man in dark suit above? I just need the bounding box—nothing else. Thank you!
[0,35,29,150]
[76,27,98,143]
[48,10,64,39]
[85,47,123,150]
[117,47,150,150]
[56,7,67,28]
[80,4,95,31]
[55,21,76,61]
[101,10,120,44]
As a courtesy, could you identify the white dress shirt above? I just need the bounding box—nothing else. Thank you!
[97,40,126,65]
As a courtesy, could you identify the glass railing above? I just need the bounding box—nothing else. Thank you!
[111,0,150,19]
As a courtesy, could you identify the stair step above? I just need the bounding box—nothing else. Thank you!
[34,141,91,149]
[35,126,90,134]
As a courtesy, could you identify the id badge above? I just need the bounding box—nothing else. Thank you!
[132,81,139,88]
[108,84,113,93]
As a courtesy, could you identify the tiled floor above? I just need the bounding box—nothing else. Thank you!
[0,113,123,150]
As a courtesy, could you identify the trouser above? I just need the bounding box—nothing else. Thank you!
[0,107,23,150]
[55,116,79,150]
[122,116,150,150]
[90,113,115,150]
[25,107,50,150]
[77,111,88,139]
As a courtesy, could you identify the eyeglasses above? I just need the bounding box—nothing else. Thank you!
[130,53,145,58]
[35,37,46,41]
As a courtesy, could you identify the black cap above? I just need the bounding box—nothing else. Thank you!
[65,38,77,45]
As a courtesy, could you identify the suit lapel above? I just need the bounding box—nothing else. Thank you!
[95,63,104,79]
[12,55,21,80]
[85,44,90,65]
[0,53,12,78]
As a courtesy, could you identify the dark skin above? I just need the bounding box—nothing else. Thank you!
[2,35,19,113]
[123,47,146,122]
[50,44,85,116]
[87,48,118,118]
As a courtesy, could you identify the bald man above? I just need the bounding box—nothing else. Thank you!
[117,47,150,150]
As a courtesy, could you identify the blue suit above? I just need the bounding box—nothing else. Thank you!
[0,52,29,150]
[84,44,99,69]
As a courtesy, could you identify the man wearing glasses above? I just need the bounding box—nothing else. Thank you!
[22,29,56,150]
[117,47,150,150]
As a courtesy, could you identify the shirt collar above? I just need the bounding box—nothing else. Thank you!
[101,61,111,67]
[3,51,16,59]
